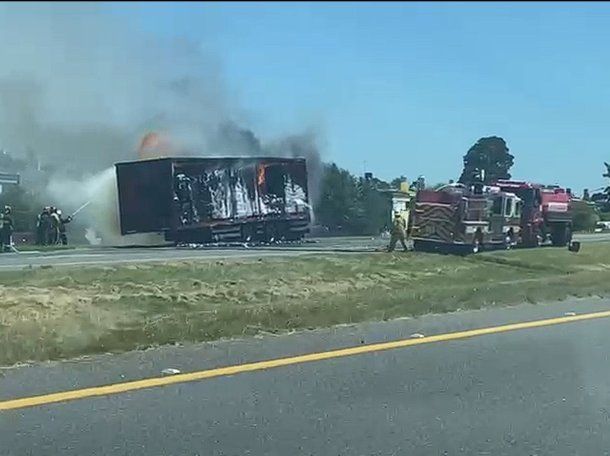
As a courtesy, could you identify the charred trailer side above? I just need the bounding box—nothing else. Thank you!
[115,156,311,244]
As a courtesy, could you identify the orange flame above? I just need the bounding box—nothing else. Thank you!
[138,132,173,160]
[257,165,266,187]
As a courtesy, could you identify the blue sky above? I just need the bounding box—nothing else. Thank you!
[109,2,610,193]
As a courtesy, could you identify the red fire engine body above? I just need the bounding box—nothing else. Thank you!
[492,180,573,247]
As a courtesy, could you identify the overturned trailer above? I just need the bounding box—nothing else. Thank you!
[115,156,311,244]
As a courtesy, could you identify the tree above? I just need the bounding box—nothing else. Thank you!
[572,200,600,232]
[354,177,391,235]
[314,163,360,233]
[315,164,394,235]
[458,136,514,185]
[390,176,408,189]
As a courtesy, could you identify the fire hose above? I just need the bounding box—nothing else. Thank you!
[70,201,91,219]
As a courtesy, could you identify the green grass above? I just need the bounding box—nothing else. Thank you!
[1,244,609,366]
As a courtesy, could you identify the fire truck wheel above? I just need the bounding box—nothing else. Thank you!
[471,230,484,254]
[534,232,543,248]
[472,239,481,254]
[503,231,515,250]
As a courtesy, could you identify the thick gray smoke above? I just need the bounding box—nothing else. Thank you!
[0,4,230,170]
[209,122,323,204]
[0,4,322,245]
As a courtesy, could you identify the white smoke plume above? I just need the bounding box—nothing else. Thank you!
[46,167,166,246]
[0,4,322,245]
[0,3,230,169]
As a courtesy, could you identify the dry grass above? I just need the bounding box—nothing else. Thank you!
[1,244,609,366]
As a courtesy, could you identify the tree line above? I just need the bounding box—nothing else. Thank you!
[314,135,601,234]
[313,163,398,235]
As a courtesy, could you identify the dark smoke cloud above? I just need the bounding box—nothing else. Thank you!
[265,131,323,205]
[210,121,264,157]
[0,3,323,215]
[0,3,229,172]
[207,122,322,204]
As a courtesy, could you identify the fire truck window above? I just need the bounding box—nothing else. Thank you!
[504,198,513,217]
[534,190,542,206]
[515,201,522,218]
[491,197,503,215]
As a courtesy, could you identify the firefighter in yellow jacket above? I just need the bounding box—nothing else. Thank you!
[388,211,408,252]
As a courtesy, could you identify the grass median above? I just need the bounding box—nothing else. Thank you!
[2,243,610,366]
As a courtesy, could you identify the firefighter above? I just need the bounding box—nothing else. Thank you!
[174,173,198,225]
[56,209,72,246]
[49,207,60,245]
[388,211,408,252]
[36,207,50,245]
[0,206,14,252]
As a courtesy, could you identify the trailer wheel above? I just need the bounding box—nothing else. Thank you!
[263,223,280,244]
[240,223,255,243]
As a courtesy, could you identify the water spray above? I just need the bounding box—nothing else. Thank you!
[70,201,91,219]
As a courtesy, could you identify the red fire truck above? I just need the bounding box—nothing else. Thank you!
[492,180,573,247]
[409,184,522,254]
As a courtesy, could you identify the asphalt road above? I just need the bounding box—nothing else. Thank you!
[0,236,385,270]
[0,246,323,270]
[3,297,610,455]
[0,233,608,270]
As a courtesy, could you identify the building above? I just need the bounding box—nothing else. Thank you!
[379,181,416,229]
[0,171,20,194]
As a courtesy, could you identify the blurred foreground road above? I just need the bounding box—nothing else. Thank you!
[0,233,607,270]
[3,297,610,455]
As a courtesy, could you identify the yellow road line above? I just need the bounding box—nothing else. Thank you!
[2,309,610,412]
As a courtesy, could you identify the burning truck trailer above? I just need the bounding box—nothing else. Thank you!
[115,156,311,245]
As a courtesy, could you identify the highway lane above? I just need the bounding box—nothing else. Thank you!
[0,233,607,270]
[574,232,610,243]
[0,236,387,270]
[3,297,610,455]
[0,247,326,270]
